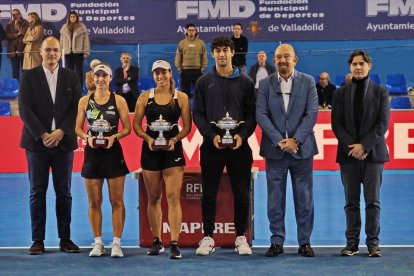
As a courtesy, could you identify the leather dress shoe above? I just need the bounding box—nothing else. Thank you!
[59,238,80,253]
[298,243,315,257]
[265,243,284,257]
[29,240,45,255]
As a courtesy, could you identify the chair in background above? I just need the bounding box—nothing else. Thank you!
[0,79,19,99]
[0,100,11,116]
[390,96,412,109]
[370,73,381,84]
[335,74,345,89]
[386,74,407,95]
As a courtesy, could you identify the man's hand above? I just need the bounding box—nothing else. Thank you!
[41,129,64,148]
[348,144,366,160]
[279,138,299,154]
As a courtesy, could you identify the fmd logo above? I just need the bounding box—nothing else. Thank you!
[367,0,414,16]
[176,0,255,19]
[0,3,67,22]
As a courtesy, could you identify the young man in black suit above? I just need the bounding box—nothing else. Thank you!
[331,50,390,257]
[18,36,82,255]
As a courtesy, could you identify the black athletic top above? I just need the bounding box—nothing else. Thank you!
[145,88,180,140]
[86,92,118,137]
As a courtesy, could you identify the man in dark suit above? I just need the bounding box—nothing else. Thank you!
[256,44,319,257]
[18,36,82,255]
[331,50,390,257]
[114,52,139,112]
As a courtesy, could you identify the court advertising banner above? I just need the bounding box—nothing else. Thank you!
[2,111,414,173]
[0,0,413,44]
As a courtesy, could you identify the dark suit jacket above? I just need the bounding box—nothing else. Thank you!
[248,62,276,86]
[18,66,82,152]
[256,71,319,160]
[331,79,390,163]
[316,82,336,107]
[114,66,139,98]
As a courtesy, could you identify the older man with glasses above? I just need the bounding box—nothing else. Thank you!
[5,9,28,80]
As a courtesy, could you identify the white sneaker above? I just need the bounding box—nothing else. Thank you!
[196,237,215,255]
[111,242,124,258]
[89,242,105,257]
[235,236,252,255]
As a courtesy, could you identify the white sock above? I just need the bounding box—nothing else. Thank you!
[94,237,103,244]
[113,237,121,244]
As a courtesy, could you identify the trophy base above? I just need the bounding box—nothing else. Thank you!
[92,138,108,148]
[152,141,169,151]
[219,138,236,148]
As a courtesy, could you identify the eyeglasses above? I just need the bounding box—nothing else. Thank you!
[275,54,293,61]
[42,48,60,53]
[12,13,20,16]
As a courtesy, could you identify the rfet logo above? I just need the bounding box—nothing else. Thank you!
[183,175,203,200]
[176,0,255,19]
[367,0,414,16]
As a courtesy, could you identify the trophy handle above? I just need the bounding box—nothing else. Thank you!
[237,121,245,126]
[210,121,218,126]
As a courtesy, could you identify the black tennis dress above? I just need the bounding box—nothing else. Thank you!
[81,92,129,178]
[141,88,185,171]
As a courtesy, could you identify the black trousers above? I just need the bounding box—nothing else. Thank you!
[180,69,202,98]
[340,161,383,246]
[10,55,23,80]
[200,141,253,237]
[65,53,84,86]
[120,91,137,112]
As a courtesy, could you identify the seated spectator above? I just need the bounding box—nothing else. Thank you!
[114,52,139,112]
[85,59,101,95]
[316,72,336,110]
[248,51,275,92]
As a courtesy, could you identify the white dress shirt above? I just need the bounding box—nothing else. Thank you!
[278,70,294,113]
[42,64,59,130]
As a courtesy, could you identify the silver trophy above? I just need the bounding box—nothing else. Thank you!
[88,115,115,148]
[146,115,178,150]
[211,112,245,148]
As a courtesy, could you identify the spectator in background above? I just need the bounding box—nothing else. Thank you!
[231,23,248,74]
[85,59,101,95]
[344,73,353,86]
[60,10,90,86]
[0,11,6,71]
[5,9,28,80]
[175,23,207,98]
[22,12,44,70]
[114,52,139,112]
[248,51,275,92]
[316,72,336,110]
